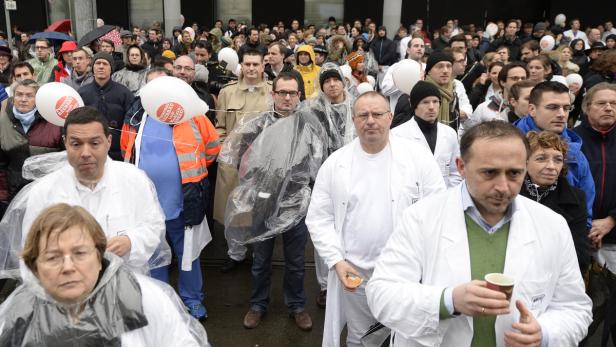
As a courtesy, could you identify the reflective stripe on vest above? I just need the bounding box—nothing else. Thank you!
[178,120,207,181]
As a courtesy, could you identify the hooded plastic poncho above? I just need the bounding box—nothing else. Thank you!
[219,108,328,244]
[0,253,210,346]
[0,152,171,279]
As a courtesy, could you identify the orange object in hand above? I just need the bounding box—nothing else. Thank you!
[346,274,363,288]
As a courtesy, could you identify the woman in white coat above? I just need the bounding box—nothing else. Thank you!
[366,121,592,347]
[392,81,462,188]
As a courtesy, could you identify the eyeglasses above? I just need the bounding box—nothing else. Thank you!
[354,111,390,121]
[173,65,194,72]
[38,247,97,269]
[507,76,526,82]
[14,92,35,99]
[274,90,299,97]
[542,104,573,112]
[592,101,616,109]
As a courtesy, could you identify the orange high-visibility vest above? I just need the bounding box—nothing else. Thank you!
[121,115,220,184]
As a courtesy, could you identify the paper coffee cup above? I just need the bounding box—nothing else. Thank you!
[485,273,514,300]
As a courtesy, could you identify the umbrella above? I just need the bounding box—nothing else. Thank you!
[28,32,74,44]
[77,25,115,47]
[45,19,71,33]
[100,30,122,47]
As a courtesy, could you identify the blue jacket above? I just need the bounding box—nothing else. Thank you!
[515,115,595,227]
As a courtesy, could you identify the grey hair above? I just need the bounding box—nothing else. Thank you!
[11,78,39,95]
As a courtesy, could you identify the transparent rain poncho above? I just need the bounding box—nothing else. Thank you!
[0,152,171,279]
[219,108,329,244]
[305,89,356,156]
[0,253,210,346]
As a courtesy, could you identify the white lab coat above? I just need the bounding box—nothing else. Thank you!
[391,118,462,188]
[459,97,508,138]
[122,275,210,346]
[134,114,212,271]
[366,187,593,347]
[22,159,167,271]
[306,136,446,347]
[454,79,473,118]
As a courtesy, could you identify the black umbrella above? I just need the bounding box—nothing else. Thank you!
[77,25,115,47]
[28,31,74,44]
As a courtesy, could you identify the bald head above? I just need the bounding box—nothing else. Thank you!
[173,55,196,84]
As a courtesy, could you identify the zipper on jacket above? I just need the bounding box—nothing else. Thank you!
[598,135,607,213]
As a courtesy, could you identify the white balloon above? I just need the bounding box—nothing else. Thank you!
[555,14,566,26]
[339,64,353,83]
[218,47,239,73]
[139,76,208,125]
[356,82,373,95]
[392,59,421,95]
[540,35,555,52]
[486,23,498,37]
[566,73,583,87]
[35,82,84,127]
[366,75,376,88]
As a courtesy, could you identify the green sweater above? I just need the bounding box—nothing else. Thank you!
[439,214,510,347]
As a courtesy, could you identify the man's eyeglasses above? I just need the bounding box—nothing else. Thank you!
[507,76,526,82]
[173,65,194,72]
[274,90,299,97]
[354,111,390,121]
[542,104,574,112]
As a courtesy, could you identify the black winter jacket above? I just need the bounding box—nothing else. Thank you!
[575,119,616,244]
[79,79,134,161]
[370,37,397,66]
[520,176,590,273]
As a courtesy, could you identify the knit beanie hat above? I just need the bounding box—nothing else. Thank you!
[410,81,441,110]
[319,62,344,90]
[425,51,453,74]
[92,52,114,72]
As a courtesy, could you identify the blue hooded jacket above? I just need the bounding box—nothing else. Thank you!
[515,115,595,228]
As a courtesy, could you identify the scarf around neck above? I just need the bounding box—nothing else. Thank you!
[425,75,455,125]
[12,106,37,133]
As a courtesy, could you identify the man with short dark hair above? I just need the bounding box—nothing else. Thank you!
[62,48,93,91]
[220,72,318,330]
[265,42,305,99]
[520,40,540,63]
[78,52,133,161]
[488,20,522,61]
[381,37,425,112]
[21,106,166,273]
[515,81,595,226]
[215,49,272,272]
[564,19,589,49]
[141,28,162,59]
[238,28,267,60]
[27,38,57,84]
[367,120,592,347]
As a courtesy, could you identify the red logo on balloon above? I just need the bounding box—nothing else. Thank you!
[55,96,79,120]
[156,102,185,124]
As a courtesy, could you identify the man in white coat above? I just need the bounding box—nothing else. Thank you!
[366,121,592,346]
[22,107,166,273]
[392,81,461,188]
[381,37,426,112]
[306,91,446,347]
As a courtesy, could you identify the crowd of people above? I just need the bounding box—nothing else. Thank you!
[0,11,615,347]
